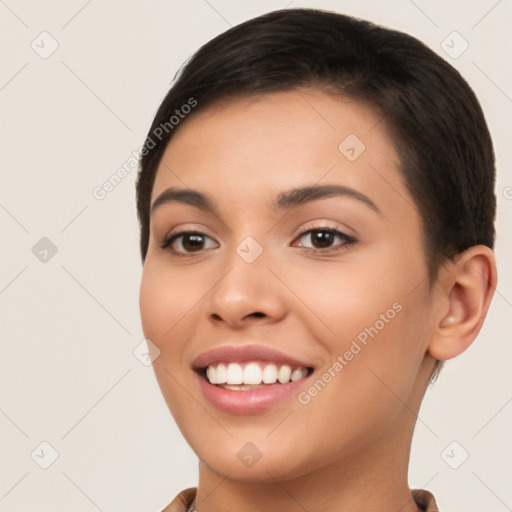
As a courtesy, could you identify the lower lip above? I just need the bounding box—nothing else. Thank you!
[195,371,312,414]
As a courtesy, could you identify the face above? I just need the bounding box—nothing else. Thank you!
[139,89,437,481]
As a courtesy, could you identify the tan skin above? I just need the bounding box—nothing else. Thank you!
[139,88,497,512]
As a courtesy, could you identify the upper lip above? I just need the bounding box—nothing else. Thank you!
[192,344,315,370]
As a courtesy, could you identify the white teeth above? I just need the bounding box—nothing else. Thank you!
[290,368,304,381]
[206,366,217,384]
[204,361,309,386]
[226,363,243,384]
[278,365,292,383]
[243,363,262,385]
[206,364,227,384]
[216,363,227,384]
[262,364,278,384]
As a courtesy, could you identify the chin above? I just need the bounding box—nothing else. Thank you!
[192,433,325,484]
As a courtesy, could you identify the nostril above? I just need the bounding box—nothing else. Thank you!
[250,312,265,318]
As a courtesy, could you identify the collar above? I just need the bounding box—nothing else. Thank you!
[162,487,439,511]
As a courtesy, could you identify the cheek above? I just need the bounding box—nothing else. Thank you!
[139,266,171,345]
[139,259,204,346]
[288,246,432,418]
[139,261,201,425]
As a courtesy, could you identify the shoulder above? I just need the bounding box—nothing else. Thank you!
[161,487,197,512]
[411,488,439,512]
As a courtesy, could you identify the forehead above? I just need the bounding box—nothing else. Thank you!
[151,88,411,219]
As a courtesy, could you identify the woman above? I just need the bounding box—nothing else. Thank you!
[136,8,497,511]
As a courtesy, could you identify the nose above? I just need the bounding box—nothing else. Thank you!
[203,251,288,329]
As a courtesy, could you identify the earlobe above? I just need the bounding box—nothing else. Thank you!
[428,245,497,361]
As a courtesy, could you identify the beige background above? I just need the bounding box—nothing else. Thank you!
[1,1,511,510]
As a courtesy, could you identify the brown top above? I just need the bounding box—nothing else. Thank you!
[162,487,439,511]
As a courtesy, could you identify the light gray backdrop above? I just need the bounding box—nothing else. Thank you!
[1,1,511,511]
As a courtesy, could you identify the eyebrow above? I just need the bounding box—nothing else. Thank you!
[150,184,380,216]
[272,184,380,214]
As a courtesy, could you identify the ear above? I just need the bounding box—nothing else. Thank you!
[428,245,497,361]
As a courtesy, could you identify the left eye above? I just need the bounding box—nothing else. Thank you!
[293,228,356,251]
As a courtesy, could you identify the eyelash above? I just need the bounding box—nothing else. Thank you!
[158,227,357,258]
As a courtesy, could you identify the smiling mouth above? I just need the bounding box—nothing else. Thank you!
[196,361,315,390]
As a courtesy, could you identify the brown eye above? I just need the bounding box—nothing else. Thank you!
[294,228,356,252]
[160,231,218,255]
[180,234,206,252]
[309,230,335,249]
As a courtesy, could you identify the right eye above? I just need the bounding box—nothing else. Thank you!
[159,231,219,256]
